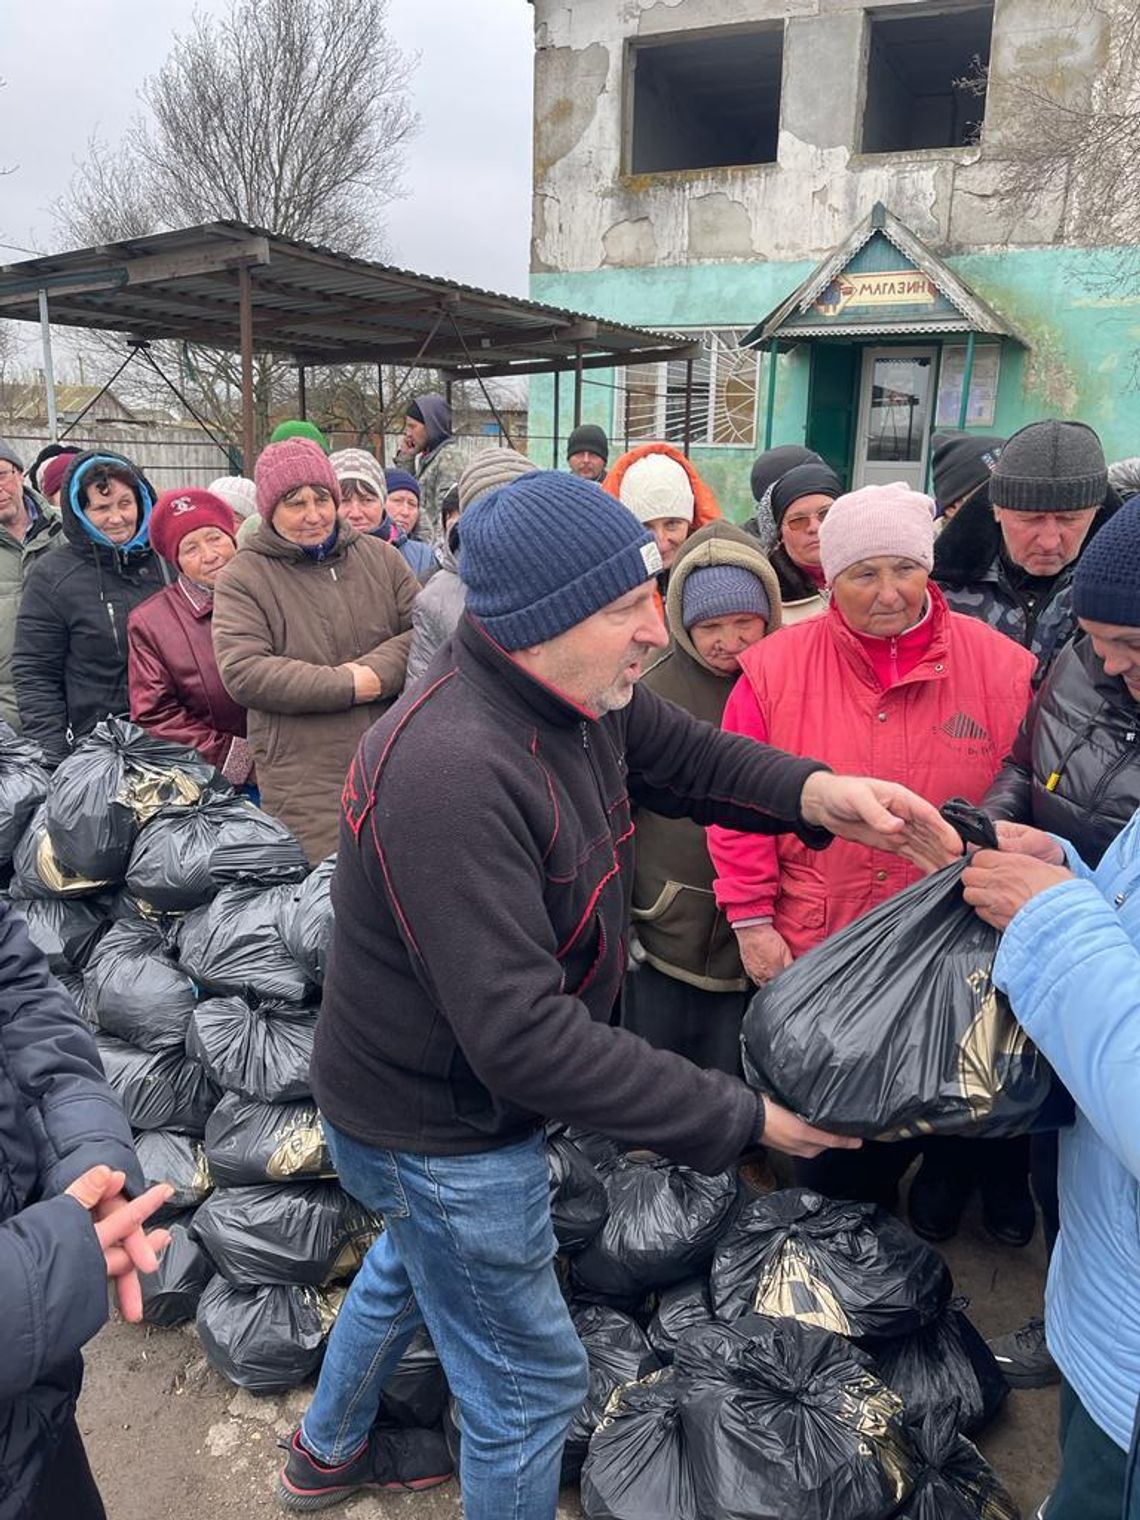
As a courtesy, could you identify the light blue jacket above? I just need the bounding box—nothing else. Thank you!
[995,813,1140,1452]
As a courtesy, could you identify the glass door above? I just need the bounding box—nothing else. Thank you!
[853,346,938,490]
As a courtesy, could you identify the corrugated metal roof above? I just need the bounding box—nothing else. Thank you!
[0,221,698,379]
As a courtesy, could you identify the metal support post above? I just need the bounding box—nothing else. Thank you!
[763,339,779,450]
[376,364,387,465]
[552,368,561,469]
[682,359,695,457]
[38,289,59,441]
[573,344,584,427]
[238,263,255,474]
[957,331,977,431]
[297,365,307,420]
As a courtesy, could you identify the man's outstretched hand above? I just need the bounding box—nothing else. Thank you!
[800,773,963,873]
[759,1097,863,1160]
[65,1165,173,1323]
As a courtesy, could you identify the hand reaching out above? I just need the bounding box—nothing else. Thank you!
[800,773,963,873]
[993,821,1066,865]
[759,1097,862,1160]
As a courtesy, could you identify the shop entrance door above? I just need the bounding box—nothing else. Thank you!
[853,346,937,490]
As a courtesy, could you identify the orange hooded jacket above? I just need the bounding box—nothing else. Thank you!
[602,442,722,621]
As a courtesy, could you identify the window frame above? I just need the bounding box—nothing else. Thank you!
[613,329,761,451]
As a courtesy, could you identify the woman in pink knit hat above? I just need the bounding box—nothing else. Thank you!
[211,438,418,862]
[708,481,1038,1238]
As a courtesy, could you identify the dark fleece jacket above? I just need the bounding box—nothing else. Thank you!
[313,612,830,1175]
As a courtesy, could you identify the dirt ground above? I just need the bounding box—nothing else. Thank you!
[79,1182,1058,1520]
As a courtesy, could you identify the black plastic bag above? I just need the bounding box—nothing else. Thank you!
[46,718,227,883]
[676,1316,918,1520]
[196,1276,334,1393]
[134,1130,213,1221]
[896,1409,1019,1519]
[97,1036,219,1135]
[277,855,336,984]
[563,1305,661,1483]
[710,1189,951,1344]
[204,1093,333,1187]
[580,1367,699,1520]
[377,1327,449,1429]
[571,1155,736,1303]
[179,884,312,1004]
[141,1217,215,1328]
[0,725,50,872]
[185,997,316,1102]
[127,796,308,912]
[743,858,1064,1140]
[547,1129,608,1255]
[647,1279,715,1366]
[191,1182,381,1288]
[85,919,197,1052]
[12,803,111,898]
[874,1302,1008,1437]
[7,896,107,973]
[56,970,97,1029]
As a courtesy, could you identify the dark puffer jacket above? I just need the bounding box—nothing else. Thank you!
[12,452,167,766]
[0,902,143,1515]
[983,632,1140,865]
[933,480,1121,673]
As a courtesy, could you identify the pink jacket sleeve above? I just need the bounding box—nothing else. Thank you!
[708,674,781,922]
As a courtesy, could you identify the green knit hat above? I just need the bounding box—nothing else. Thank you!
[269,419,332,455]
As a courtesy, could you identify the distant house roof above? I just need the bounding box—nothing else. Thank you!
[742,203,1028,348]
[0,381,139,423]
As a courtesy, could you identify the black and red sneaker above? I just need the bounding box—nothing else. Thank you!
[276,1427,453,1512]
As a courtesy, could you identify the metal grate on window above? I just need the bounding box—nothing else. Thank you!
[615,330,758,449]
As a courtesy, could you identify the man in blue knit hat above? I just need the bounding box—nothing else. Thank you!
[279,471,962,1517]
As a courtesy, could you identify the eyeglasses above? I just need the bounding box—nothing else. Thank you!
[340,480,381,503]
[784,507,830,533]
[0,466,21,486]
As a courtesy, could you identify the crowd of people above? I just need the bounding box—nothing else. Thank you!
[1,393,1139,1520]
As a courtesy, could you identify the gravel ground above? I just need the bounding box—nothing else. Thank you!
[79,1182,1058,1519]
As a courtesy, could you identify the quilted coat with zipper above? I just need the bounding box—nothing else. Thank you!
[211,517,417,863]
[11,453,166,767]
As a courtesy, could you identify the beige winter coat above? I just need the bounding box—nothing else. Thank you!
[212,518,417,862]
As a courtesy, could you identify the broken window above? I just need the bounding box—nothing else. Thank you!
[628,28,784,175]
[615,331,760,449]
[861,4,993,154]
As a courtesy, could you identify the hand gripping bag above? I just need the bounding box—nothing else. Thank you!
[45,718,227,882]
[742,833,1063,1140]
[204,1093,333,1188]
[580,1367,699,1520]
[571,1153,736,1303]
[185,996,316,1103]
[127,795,308,912]
[563,1305,661,1483]
[676,1316,918,1520]
[709,1189,951,1343]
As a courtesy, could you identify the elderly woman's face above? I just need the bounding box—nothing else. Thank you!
[832,556,929,638]
[386,488,420,534]
[272,483,338,546]
[337,477,386,533]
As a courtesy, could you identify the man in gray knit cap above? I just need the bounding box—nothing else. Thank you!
[934,418,1116,673]
[404,447,537,685]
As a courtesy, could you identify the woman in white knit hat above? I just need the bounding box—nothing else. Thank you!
[708,481,1038,1236]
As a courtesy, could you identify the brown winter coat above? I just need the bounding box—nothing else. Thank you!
[211,519,417,862]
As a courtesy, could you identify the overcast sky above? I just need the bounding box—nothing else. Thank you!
[0,0,536,294]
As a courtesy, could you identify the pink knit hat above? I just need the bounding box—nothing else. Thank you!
[254,438,341,522]
[819,481,936,585]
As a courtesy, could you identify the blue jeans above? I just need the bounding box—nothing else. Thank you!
[301,1125,588,1520]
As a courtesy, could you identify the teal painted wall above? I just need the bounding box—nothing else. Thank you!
[530,247,1140,523]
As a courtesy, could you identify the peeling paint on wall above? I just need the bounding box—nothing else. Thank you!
[603,218,658,267]
[534,43,609,176]
[688,193,756,261]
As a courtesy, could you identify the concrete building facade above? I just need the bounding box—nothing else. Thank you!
[526,0,1138,517]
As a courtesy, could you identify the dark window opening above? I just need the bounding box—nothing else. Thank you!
[861,4,993,154]
[629,27,784,175]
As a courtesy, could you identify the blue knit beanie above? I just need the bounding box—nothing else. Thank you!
[1072,499,1140,627]
[384,468,421,501]
[681,564,771,630]
[461,470,662,650]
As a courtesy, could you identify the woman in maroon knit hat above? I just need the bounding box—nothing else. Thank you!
[127,487,253,784]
